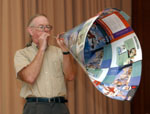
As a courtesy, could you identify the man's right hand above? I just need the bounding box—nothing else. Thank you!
[38,32,50,51]
[18,32,50,85]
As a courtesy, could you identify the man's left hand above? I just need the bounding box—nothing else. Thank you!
[56,33,68,52]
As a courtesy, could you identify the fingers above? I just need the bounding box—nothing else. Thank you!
[56,34,64,46]
[56,32,65,39]
[56,33,69,52]
[56,34,64,44]
[39,32,50,40]
[38,32,50,51]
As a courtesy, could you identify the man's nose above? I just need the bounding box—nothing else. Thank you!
[43,27,49,32]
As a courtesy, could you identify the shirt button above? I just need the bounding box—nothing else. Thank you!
[45,72,48,74]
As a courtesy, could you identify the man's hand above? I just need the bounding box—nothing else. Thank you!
[56,33,68,52]
[38,32,50,51]
[56,33,75,81]
[18,32,50,84]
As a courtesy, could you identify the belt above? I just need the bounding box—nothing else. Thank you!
[26,97,68,103]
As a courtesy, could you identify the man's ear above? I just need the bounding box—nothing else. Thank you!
[27,27,33,36]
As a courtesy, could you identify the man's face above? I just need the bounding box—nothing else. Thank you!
[29,16,52,44]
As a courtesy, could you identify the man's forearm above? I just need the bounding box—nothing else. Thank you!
[63,54,75,81]
[18,50,45,84]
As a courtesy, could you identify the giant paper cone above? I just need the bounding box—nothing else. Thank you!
[63,8,142,101]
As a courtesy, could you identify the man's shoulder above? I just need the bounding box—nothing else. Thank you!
[15,47,31,56]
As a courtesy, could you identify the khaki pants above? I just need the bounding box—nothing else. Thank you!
[23,102,70,114]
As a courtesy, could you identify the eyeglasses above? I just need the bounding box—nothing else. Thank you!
[31,25,53,32]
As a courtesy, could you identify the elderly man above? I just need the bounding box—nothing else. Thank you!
[14,14,75,114]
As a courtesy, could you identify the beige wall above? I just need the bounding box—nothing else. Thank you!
[0,0,131,114]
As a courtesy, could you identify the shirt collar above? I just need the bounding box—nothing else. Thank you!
[31,42,38,51]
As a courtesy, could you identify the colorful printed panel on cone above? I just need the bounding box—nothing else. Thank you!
[83,8,142,101]
[63,8,142,101]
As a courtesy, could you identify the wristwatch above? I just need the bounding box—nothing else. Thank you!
[63,51,70,55]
